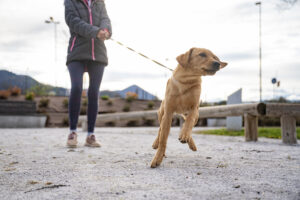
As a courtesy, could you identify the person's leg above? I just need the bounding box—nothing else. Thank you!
[67,61,85,134]
[86,61,105,135]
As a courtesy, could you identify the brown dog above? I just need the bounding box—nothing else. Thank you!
[151,48,227,168]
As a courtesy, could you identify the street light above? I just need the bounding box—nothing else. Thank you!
[45,17,60,62]
[255,2,262,102]
[45,17,60,95]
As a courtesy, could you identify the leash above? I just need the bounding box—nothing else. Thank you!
[109,38,174,72]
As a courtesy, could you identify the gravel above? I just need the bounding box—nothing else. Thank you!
[0,127,299,200]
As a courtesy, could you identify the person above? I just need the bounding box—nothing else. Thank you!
[64,0,112,148]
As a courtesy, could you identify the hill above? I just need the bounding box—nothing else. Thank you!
[0,70,158,100]
[0,70,67,96]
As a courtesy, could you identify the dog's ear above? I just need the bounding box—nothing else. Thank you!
[176,48,195,68]
[220,62,228,68]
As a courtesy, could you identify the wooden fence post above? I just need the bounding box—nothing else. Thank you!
[280,115,297,144]
[244,113,258,142]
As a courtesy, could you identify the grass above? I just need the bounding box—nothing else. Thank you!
[195,127,300,139]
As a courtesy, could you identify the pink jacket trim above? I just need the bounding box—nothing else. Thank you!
[70,36,77,52]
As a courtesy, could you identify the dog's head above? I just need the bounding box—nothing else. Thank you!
[176,48,227,76]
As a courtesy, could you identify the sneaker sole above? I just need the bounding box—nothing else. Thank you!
[84,143,100,147]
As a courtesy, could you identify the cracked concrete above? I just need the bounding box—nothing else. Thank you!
[0,127,299,200]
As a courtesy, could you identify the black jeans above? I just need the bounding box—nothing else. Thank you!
[67,61,105,133]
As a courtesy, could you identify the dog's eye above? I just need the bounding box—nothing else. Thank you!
[199,53,207,57]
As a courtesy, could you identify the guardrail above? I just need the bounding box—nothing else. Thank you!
[79,103,299,145]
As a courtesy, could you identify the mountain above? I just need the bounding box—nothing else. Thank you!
[0,70,158,100]
[116,85,158,100]
[0,70,67,96]
[0,70,38,91]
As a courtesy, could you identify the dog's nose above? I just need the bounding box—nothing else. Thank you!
[212,62,220,70]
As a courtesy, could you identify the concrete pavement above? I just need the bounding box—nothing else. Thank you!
[0,127,299,199]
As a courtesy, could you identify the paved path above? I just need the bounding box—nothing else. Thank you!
[0,127,299,200]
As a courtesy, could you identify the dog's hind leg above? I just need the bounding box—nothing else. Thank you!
[178,109,198,151]
[152,104,164,149]
[151,112,172,168]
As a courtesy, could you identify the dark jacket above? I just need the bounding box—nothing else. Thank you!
[64,0,112,65]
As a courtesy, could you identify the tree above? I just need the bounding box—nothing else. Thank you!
[29,84,51,96]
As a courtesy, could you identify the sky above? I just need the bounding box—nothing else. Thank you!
[0,0,299,102]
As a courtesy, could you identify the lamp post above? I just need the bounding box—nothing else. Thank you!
[255,2,262,102]
[45,17,60,62]
[45,17,60,95]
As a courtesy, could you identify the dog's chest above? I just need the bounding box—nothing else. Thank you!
[172,93,200,114]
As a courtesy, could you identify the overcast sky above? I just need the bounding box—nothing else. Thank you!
[0,0,299,101]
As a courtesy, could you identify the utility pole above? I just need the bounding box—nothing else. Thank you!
[45,17,60,95]
[255,2,262,102]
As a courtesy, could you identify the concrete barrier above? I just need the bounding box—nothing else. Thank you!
[0,115,47,128]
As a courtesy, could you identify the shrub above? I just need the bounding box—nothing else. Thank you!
[45,115,51,127]
[126,92,138,102]
[10,87,21,96]
[147,101,154,109]
[62,117,69,127]
[122,104,130,112]
[0,90,11,99]
[101,95,109,100]
[39,98,50,108]
[63,98,69,108]
[28,84,50,96]
[107,100,113,106]
[105,121,116,127]
[37,107,47,114]
[126,120,138,127]
[82,98,88,106]
[25,92,35,101]
[143,119,154,126]
[82,90,87,97]
[80,106,87,115]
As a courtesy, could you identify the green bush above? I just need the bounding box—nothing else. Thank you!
[126,120,138,127]
[10,87,21,96]
[105,121,116,127]
[101,95,109,100]
[82,98,88,106]
[25,92,35,101]
[147,101,154,109]
[45,115,51,127]
[107,100,113,106]
[0,90,11,99]
[39,98,50,108]
[122,104,130,112]
[63,98,69,108]
[80,106,87,115]
[28,84,50,96]
[126,96,134,103]
[62,117,69,127]
[143,119,154,126]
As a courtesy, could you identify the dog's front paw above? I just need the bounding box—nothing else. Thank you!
[178,134,189,143]
[150,159,161,168]
[150,152,164,168]
[178,135,197,151]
